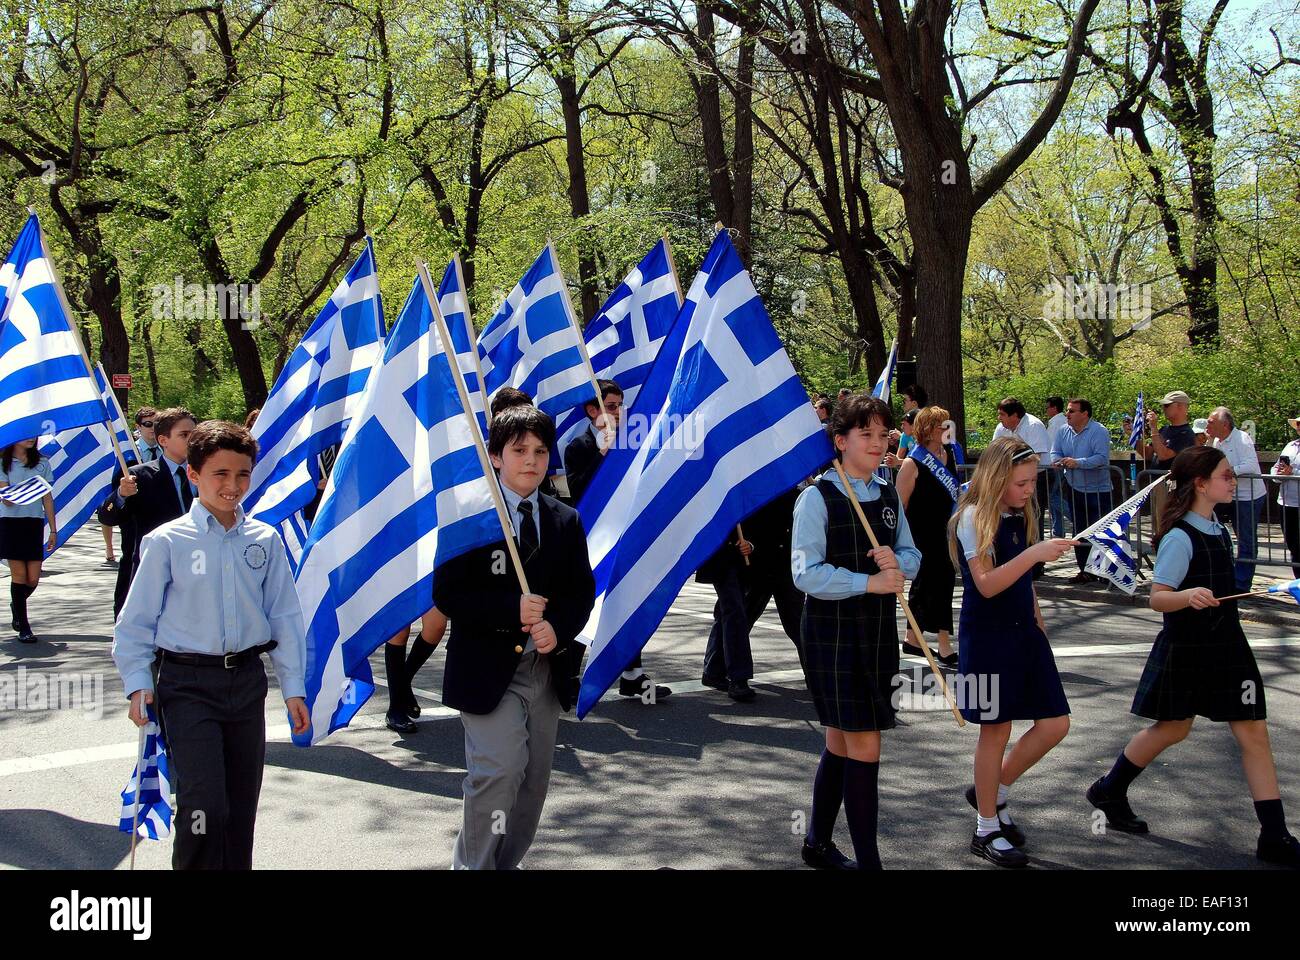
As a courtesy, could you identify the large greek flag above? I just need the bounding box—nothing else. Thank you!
[437,256,487,439]
[244,239,385,527]
[117,708,172,841]
[1079,475,1163,594]
[554,239,682,468]
[477,243,594,424]
[291,273,503,745]
[0,213,108,449]
[575,231,833,716]
[38,364,139,553]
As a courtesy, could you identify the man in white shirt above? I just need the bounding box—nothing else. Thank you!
[1044,396,1069,536]
[1272,414,1300,579]
[1207,406,1267,590]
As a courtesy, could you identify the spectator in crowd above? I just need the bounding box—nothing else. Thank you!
[884,409,918,468]
[1050,398,1114,584]
[1274,415,1300,579]
[994,398,1052,558]
[1044,397,1069,537]
[1145,391,1196,469]
[902,383,928,413]
[815,398,834,423]
[1206,407,1267,591]
[1192,418,1210,447]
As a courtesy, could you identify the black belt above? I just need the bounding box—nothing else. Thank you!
[158,641,277,670]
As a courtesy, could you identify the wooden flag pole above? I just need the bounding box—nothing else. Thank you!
[547,237,609,431]
[1216,588,1276,602]
[28,208,131,476]
[97,362,143,462]
[128,722,146,870]
[451,252,492,427]
[832,459,965,726]
[417,262,532,612]
[662,227,685,308]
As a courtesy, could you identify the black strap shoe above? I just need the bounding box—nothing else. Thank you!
[801,838,856,870]
[970,830,1029,868]
[385,709,417,735]
[964,785,1026,848]
[17,629,37,644]
[727,679,756,702]
[1257,833,1300,868]
[1086,779,1149,834]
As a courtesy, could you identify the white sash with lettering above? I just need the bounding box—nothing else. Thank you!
[909,445,960,505]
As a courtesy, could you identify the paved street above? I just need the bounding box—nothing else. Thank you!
[2,526,1299,871]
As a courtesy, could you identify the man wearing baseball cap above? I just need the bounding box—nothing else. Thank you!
[1145,390,1196,469]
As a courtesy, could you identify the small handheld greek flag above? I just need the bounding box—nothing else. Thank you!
[117,707,172,841]
[1129,392,1144,448]
[0,474,52,505]
[1267,579,1300,604]
[871,339,897,403]
[1077,475,1164,594]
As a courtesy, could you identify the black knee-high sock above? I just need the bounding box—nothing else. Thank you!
[405,632,438,682]
[1254,799,1288,841]
[11,582,32,631]
[1098,750,1145,797]
[842,758,882,870]
[383,643,408,714]
[808,750,846,845]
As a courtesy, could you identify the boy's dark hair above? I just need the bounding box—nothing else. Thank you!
[815,398,834,415]
[831,393,893,437]
[904,383,928,407]
[187,421,259,472]
[1,442,41,472]
[998,397,1026,418]
[1045,396,1065,414]
[490,386,533,418]
[584,378,624,412]
[488,405,556,458]
[134,406,158,426]
[1068,397,1093,417]
[154,407,196,439]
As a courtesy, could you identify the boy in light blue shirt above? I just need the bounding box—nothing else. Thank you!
[113,420,308,869]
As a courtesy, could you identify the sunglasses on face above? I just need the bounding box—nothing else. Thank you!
[137,421,154,428]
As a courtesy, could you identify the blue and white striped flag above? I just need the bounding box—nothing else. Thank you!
[0,213,109,449]
[1268,579,1300,604]
[1079,475,1164,594]
[554,239,682,469]
[574,231,833,716]
[437,256,488,439]
[291,272,504,745]
[117,708,172,840]
[244,239,385,529]
[0,474,51,505]
[477,243,596,426]
[870,339,898,403]
[1129,392,1145,448]
[37,364,137,554]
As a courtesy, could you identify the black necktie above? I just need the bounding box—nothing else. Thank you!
[176,465,193,509]
[517,500,539,564]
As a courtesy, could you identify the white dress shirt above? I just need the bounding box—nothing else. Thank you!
[1213,428,1266,501]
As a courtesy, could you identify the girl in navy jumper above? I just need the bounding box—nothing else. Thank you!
[948,437,1078,867]
[1087,446,1300,867]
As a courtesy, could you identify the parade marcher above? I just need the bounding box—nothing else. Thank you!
[737,485,804,651]
[1271,415,1300,578]
[113,420,309,870]
[100,407,197,616]
[1050,398,1113,583]
[433,406,595,870]
[101,406,158,570]
[133,407,161,463]
[949,437,1076,867]
[791,393,922,871]
[815,398,833,423]
[698,527,757,702]
[895,406,960,666]
[383,606,449,735]
[1207,407,1267,591]
[1,439,56,643]
[1087,446,1300,868]
[1044,396,1069,537]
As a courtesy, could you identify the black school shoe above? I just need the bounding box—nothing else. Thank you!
[700,676,728,691]
[727,679,756,702]
[1257,833,1300,868]
[618,676,673,702]
[1086,779,1149,834]
[971,830,1029,868]
[964,785,1026,848]
[385,709,417,734]
[801,839,856,871]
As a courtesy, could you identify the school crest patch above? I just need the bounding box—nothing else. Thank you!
[882,506,897,530]
[243,543,268,570]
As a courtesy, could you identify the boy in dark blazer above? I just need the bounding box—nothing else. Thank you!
[434,405,596,869]
[101,408,197,616]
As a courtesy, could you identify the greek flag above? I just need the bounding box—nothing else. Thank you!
[0,213,108,450]
[871,339,898,403]
[1267,579,1300,604]
[437,256,487,439]
[554,239,682,465]
[37,365,137,553]
[0,474,51,505]
[477,243,595,424]
[244,239,385,528]
[1078,475,1164,594]
[575,231,833,716]
[1129,392,1144,448]
[291,272,503,745]
[117,708,172,841]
